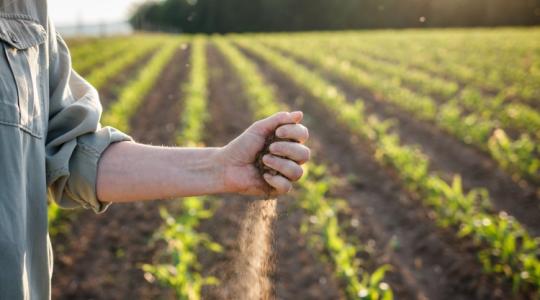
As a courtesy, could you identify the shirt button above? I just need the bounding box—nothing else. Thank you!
[9,32,18,44]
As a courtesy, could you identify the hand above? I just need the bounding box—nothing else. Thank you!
[215,111,310,196]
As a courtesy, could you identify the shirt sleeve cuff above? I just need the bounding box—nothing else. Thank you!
[62,126,132,213]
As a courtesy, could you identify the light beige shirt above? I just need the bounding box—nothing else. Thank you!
[0,1,131,299]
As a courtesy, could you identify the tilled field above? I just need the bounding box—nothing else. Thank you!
[52,30,540,300]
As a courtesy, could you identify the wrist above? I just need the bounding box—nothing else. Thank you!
[167,146,230,196]
[209,147,234,194]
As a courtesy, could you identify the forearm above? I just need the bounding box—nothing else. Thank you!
[96,142,226,203]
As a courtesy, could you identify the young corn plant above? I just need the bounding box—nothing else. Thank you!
[47,202,65,236]
[488,129,540,185]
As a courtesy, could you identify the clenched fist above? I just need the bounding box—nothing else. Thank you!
[216,111,310,196]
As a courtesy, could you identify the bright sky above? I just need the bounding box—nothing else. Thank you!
[48,0,142,26]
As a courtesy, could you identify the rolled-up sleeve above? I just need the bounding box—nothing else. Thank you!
[45,21,131,213]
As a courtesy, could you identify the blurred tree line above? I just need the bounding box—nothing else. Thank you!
[130,0,540,33]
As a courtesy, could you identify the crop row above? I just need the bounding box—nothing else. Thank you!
[73,38,135,75]
[314,38,540,141]
[300,39,540,141]
[142,37,223,300]
[102,39,179,132]
[323,30,540,106]
[235,38,540,293]
[257,37,540,186]
[69,36,128,64]
[215,37,393,299]
[177,37,209,146]
[85,36,165,90]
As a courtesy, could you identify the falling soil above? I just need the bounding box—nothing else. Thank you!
[208,68,279,300]
[218,131,295,299]
[219,199,277,300]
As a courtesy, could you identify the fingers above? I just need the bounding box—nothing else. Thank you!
[263,154,304,181]
[263,173,292,195]
[275,123,309,144]
[269,142,310,164]
[251,111,304,136]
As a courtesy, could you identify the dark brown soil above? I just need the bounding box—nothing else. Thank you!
[265,45,540,237]
[199,43,343,300]
[238,44,525,299]
[51,47,190,300]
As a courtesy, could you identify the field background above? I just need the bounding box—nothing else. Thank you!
[49,28,540,300]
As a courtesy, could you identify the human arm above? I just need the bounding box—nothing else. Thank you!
[96,111,310,203]
[45,18,309,211]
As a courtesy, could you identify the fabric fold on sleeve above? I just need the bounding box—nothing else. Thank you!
[47,127,131,213]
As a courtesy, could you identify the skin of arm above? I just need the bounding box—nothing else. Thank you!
[96,111,310,203]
